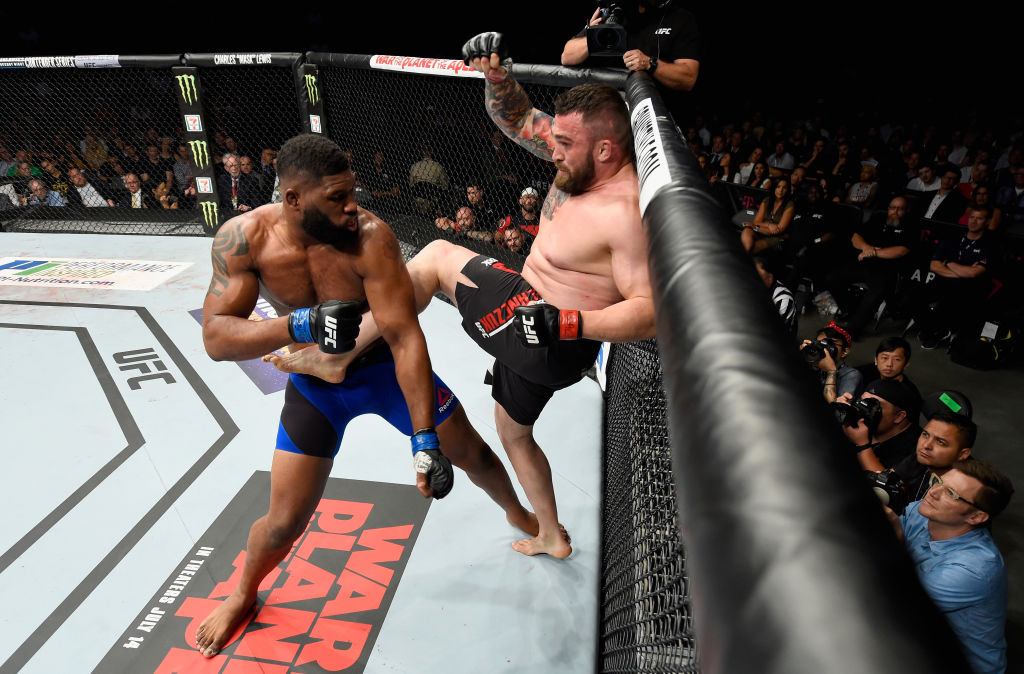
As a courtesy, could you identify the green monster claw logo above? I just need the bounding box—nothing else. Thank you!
[176,74,198,105]
[188,140,210,169]
[201,201,219,228]
[304,73,319,106]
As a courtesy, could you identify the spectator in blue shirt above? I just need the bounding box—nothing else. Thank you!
[892,459,1014,674]
[25,179,68,207]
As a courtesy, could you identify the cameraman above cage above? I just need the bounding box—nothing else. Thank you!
[560,0,701,92]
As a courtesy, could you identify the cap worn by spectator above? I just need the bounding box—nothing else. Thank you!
[866,379,921,420]
[521,186,538,198]
[920,390,973,421]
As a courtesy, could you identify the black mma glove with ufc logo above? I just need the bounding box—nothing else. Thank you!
[513,303,582,348]
[288,300,361,354]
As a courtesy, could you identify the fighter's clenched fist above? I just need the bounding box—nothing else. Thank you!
[461,31,509,77]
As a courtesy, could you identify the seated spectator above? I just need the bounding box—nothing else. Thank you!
[410,144,450,216]
[153,181,179,209]
[740,177,794,254]
[120,145,142,176]
[502,224,530,255]
[464,182,499,229]
[803,321,863,402]
[788,166,809,200]
[435,205,492,242]
[707,135,730,181]
[837,378,921,474]
[957,158,991,200]
[960,150,992,186]
[800,138,831,178]
[821,196,914,338]
[733,148,765,186]
[830,140,859,192]
[239,155,270,204]
[0,145,15,176]
[139,145,173,191]
[912,206,996,348]
[172,144,193,193]
[99,154,128,186]
[855,336,920,400]
[891,459,1013,674]
[958,185,1003,230]
[993,165,1024,225]
[6,152,41,178]
[117,173,157,208]
[753,256,796,335]
[906,162,940,192]
[497,186,542,244]
[919,167,968,222]
[766,141,796,174]
[24,179,67,207]
[784,181,844,292]
[217,154,261,212]
[725,130,747,181]
[79,125,109,171]
[66,168,114,207]
[364,150,401,216]
[38,159,70,198]
[845,165,879,210]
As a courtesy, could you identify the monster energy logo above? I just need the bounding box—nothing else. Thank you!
[201,201,219,228]
[304,73,319,106]
[188,140,210,169]
[176,74,198,105]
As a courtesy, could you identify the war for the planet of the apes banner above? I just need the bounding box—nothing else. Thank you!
[98,472,430,673]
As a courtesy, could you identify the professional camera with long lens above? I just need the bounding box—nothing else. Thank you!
[831,397,883,436]
[866,469,909,514]
[587,1,629,62]
[801,338,839,368]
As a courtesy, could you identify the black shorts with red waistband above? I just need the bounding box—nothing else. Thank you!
[454,255,600,425]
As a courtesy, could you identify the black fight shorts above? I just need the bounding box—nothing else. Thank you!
[454,255,600,425]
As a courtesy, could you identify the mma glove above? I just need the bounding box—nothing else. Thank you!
[461,31,508,66]
[411,428,454,499]
[514,303,582,348]
[288,300,361,354]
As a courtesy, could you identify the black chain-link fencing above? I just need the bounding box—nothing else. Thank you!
[601,339,697,673]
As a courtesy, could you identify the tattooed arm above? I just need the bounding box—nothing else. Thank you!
[201,216,289,361]
[484,69,556,162]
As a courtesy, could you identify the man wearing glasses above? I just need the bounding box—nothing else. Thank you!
[891,458,1014,674]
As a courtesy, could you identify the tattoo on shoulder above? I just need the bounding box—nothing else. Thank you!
[207,222,250,297]
[541,187,569,220]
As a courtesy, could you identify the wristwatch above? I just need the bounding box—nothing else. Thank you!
[649,56,658,73]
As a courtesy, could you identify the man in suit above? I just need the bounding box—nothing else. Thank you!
[117,173,157,208]
[920,167,968,223]
[66,168,115,207]
[218,153,262,212]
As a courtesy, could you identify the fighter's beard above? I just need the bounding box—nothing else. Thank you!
[553,156,595,196]
[301,205,359,247]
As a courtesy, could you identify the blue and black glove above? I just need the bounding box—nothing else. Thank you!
[288,300,361,354]
[411,428,454,499]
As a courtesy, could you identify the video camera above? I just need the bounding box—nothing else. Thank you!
[831,397,883,436]
[587,1,629,62]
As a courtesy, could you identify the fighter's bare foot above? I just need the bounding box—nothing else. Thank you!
[512,533,572,559]
[195,593,255,658]
[263,347,348,383]
[506,510,571,545]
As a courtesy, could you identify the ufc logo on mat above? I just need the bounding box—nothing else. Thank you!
[521,316,539,345]
[324,315,338,349]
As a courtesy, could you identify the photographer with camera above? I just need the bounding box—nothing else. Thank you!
[888,458,1013,674]
[560,0,701,92]
[835,379,921,475]
[800,321,862,403]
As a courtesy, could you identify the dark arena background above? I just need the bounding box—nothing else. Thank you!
[2,3,1023,673]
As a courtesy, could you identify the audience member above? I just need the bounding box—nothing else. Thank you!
[912,205,996,348]
[172,144,193,192]
[502,224,529,254]
[217,153,261,212]
[892,459,1013,674]
[959,185,1003,230]
[117,173,156,208]
[152,181,179,209]
[0,145,15,175]
[733,147,764,185]
[801,138,831,178]
[993,165,1024,224]
[498,186,542,243]
[24,178,67,207]
[66,168,114,207]
[822,196,914,338]
[845,164,879,210]
[364,150,401,216]
[139,144,173,190]
[856,336,920,399]
[38,159,70,198]
[740,177,795,254]
[907,163,940,192]
[767,141,795,173]
[919,167,969,222]
[899,410,976,500]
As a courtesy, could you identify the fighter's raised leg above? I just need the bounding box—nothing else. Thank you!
[196,450,332,657]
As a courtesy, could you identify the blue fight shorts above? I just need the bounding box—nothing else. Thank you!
[276,343,459,459]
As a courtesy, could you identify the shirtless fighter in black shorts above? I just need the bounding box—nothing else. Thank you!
[195,133,535,657]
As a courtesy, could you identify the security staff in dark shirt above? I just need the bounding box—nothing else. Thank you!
[561,0,700,92]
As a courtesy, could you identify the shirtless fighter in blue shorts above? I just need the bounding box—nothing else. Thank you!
[195,133,534,658]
